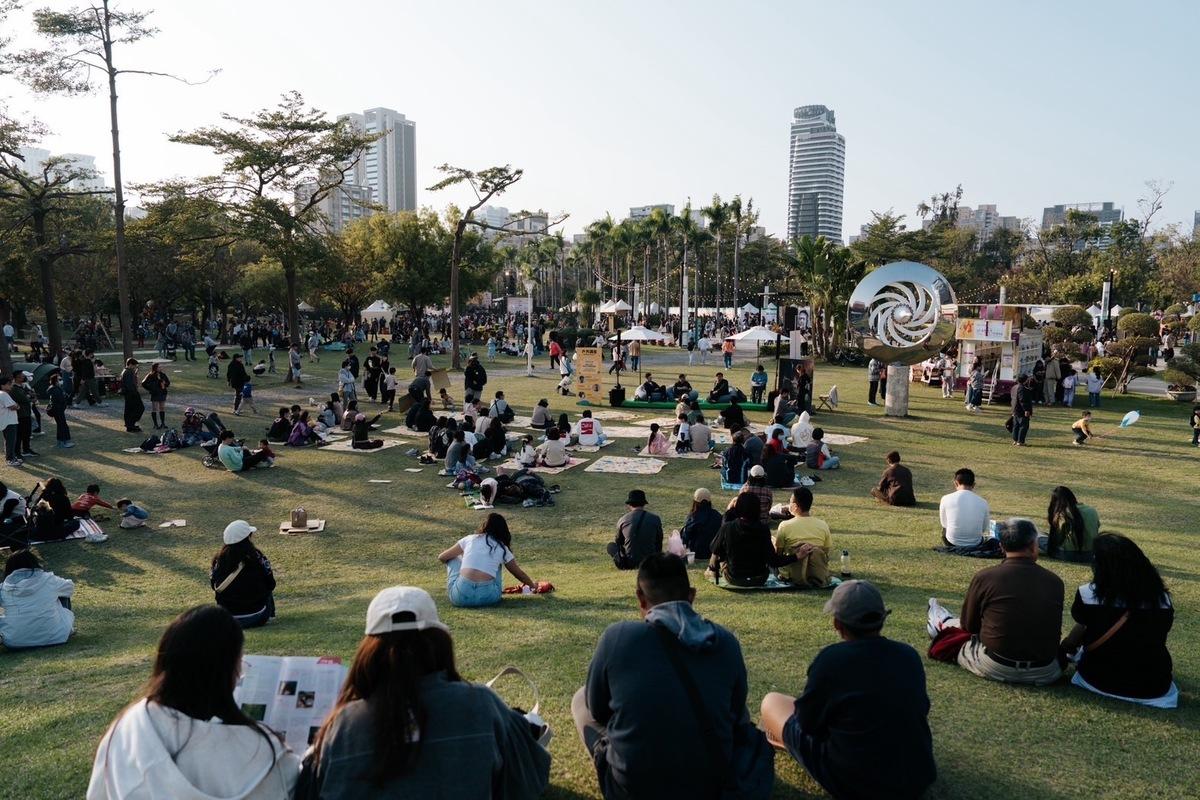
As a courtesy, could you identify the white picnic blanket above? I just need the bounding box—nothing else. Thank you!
[638,447,710,460]
[585,455,667,475]
[379,426,426,438]
[495,456,587,474]
[568,440,616,453]
[319,438,408,453]
[822,433,868,446]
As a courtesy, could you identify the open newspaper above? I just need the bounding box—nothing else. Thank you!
[234,655,347,749]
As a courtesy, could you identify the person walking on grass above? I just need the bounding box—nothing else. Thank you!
[1010,374,1033,446]
[225,353,250,416]
[47,373,74,448]
[11,371,37,456]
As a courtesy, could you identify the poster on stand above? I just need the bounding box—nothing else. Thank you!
[575,347,606,403]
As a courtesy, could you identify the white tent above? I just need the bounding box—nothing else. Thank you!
[648,302,662,314]
[598,299,617,313]
[1110,304,1126,317]
[297,301,315,313]
[740,302,760,314]
[360,299,393,321]
[725,325,782,344]
[608,325,667,342]
[610,299,632,312]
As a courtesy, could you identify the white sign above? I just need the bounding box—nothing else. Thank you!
[507,296,531,315]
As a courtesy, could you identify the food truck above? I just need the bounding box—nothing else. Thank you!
[951,304,1043,400]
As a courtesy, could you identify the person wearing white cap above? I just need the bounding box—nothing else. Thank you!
[759,580,936,800]
[86,605,300,800]
[209,521,276,628]
[679,487,722,560]
[299,586,551,798]
[729,464,772,527]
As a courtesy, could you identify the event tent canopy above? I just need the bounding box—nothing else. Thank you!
[725,325,782,343]
[360,300,393,321]
[740,302,760,313]
[297,301,315,312]
[608,325,667,342]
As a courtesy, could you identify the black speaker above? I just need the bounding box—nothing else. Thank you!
[609,386,626,407]
[783,306,797,331]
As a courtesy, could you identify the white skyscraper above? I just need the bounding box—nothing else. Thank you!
[786,105,845,243]
[341,107,417,213]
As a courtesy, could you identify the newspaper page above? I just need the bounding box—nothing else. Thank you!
[234,655,347,749]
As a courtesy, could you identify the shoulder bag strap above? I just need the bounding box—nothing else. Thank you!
[652,623,732,789]
[214,560,245,594]
[1087,610,1131,652]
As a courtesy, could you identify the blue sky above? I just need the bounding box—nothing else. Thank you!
[6,0,1199,239]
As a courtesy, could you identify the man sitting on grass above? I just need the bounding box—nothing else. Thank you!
[607,490,663,570]
[927,518,1065,686]
[573,553,772,799]
[773,487,833,588]
[760,580,936,800]
[938,467,989,548]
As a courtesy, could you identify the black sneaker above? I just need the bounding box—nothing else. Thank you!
[22,450,38,457]
[127,426,143,433]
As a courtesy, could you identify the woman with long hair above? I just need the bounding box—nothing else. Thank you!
[1044,485,1100,561]
[33,478,81,541]
[210,520,276,628]
[87,605,299,799]
[297,587,550,798]
[644,423,671,455]
[140,363,171,430]
[1062,534,1176,707]
[707,492,792,587]
[437,513,535,607]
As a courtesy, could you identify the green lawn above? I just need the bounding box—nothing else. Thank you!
[1,346,1196,799]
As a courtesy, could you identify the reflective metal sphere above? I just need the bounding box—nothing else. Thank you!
[847,261,958,365]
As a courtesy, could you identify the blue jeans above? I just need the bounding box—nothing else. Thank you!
[1012,415,1030,444]
[1062,388,1074,407]
[446,558,502,607]
[232,594,275,629]
[1088,392,1100,407]
[819,455,840,470]
[630,356,640,371]
[723,353,732,368]
[61,373,74,399]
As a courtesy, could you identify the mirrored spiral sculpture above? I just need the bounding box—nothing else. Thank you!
[847,261,958,366]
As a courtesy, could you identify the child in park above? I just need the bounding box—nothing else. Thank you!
[116,498,150,528]
[382,367,398,411]
[751,365,768,404]
[207,352,220,379]
[439,387,456,411]
[675,413,692,453]
[72,484,115,518]
[240,381,258,415]
[1191,404,1200,446]
[1072,410,1095,446]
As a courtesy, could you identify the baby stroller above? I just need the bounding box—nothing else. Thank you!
[164,336,178,360]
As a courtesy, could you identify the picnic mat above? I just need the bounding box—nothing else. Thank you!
[637,447,711,460]
[589,409,640,421]
[585,456,666,475]
[710,574,808,591]
[823,433,868,446]
[379,426,426,438]
[29,529,88,545]
[568,440,615,452]
[452,413,534,429]
[495,456,587,475]
[319,438,408,453]
[597,424,659,439]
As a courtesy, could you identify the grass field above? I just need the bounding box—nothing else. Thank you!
[1,345,1196,799]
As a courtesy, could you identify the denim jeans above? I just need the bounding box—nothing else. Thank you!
[2,424,16,460]
[233,593,275,629]
[446,558,502,607]
[723,353,732,368]
[1012,415,1030,444]
[819,455,840,470]
[1062,388,1074,407]
[1088,392,1100,407]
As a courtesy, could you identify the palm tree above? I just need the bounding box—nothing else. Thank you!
[635,218,655,320]
[673,205,699,339]
[702,195,730,321]
[647,206,673,312]
[586,215,614,298]
[729,195,743,317]
[791,235,865,358]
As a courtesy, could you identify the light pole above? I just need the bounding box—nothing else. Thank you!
[523,276,536,377]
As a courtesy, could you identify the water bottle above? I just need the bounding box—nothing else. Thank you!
[840,549,851,578]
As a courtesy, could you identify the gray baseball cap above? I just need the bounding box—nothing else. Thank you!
[823,579,890,629]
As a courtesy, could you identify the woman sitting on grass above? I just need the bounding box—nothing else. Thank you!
[87,605,299,799]
[209,520,276,628]
[707,493,794,587]
[287,411,320,447]
[32,478,81,541]
[1060,534,1177,707]
[530,398,553,429]
[644,423,671,456]
[297,586,550,797]
[351,412,384,450]
[0,549,75,650]
[680,487,722,560]
[534,427,569,467]
[1042,485,1100,562]
[437,513,536,607]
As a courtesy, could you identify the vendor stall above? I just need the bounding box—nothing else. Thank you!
[953,304,1043,400]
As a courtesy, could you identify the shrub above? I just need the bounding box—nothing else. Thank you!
[1117,312,1159,338]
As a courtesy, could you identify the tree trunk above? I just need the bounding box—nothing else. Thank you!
[31,211,63,356]
[449,218,466,370]
[0,298,13,377]
[284,262,299,351]
[103,4,135,360]
[733,234,740,322]
[714,236,721,324]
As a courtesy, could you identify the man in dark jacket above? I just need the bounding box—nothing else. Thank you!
[73,350,99,406]
[870,450,916,506]
[464,354,487,404]
[606,490,663,569]
[11,371,36,454]
[118,358,145,433]
[1011,374,1034,446]
[573,553,771,799]
[363,347,383,401]
[226,353,250,415]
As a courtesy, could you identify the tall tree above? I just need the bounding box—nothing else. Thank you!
[427,164,525,370]
[344,210,445,320]
[791,235,865,357]
[169,91,380,345]
[0,148,110,354]
[14,1,212,359]
[702,195,730,320]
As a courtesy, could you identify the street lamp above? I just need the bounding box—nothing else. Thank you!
[523,276,536,377]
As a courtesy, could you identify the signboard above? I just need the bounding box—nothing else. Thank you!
[507,296,531,315]
[574,347,606,403]
[956,318,1012,342]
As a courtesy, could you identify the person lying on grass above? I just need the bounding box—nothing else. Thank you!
[438,513,536,607]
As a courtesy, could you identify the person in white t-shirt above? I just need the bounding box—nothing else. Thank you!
[696,335,711,364]
[690,415,713,451]
[576,410,606,446]
[0,375,21,466]
[438,513,535,607]
[535,428,570,467]
[938,467,990,547]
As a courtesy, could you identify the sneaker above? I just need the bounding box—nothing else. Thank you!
[84,531,109,543]
[867,401,877,406]
[927,598,953,638]
[33,429,44,436]
[22,450,38,457]
[5,459,21,467]
[59,441,76,448]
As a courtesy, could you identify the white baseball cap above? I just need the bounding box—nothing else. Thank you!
[365,586,449,636]
[749,465,766,478]
[222,519,257,545]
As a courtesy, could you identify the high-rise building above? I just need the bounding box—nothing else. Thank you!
[921,204,1022,249]
[17,147,108,191]
[1041,201,1123,250]
[295,180,374,233]
[786,105,845,243]
[629,204,674,220]
[341,107,417,213]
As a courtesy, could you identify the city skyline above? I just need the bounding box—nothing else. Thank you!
[3,0,1198,241]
